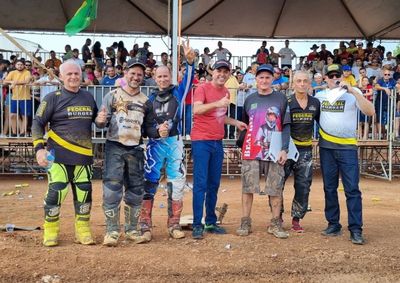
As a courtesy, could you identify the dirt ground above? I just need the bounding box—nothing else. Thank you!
[0,173,399,283]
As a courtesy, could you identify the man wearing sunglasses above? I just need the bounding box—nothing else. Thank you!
[315,64,374,245]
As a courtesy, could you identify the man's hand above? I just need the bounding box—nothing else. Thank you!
[235,121,248,131]
[183,38,195,65]
[216,94,230,108]
[36,149,49,167]
[158,121,169,138]
[384,88,391,96]
[96,105,107,124]
[277,150,288,165]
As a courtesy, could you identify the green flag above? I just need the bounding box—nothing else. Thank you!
[65,0,98,36]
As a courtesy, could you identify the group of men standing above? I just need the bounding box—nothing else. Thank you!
[32,38,374,247]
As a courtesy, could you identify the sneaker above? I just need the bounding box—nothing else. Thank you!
[236,217,252,236]
[192,226,204,239]
[321,225,342,237]
[267,217,289,239]
[125,230,149,244]
[307,204,312,212]
[103,231,120,247]
[204,224,226,234]
[291,219,304,233]
[350,231,365,245]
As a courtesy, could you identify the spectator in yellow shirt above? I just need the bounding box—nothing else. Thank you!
[342,65,357,86]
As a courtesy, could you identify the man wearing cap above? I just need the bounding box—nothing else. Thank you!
[191,59,247,239]
[138,40,195,241]
[95,58,161,247]
[342,65,357,86]
[307,44,319,63]
[315,64,374,245]
[236,64,291,239]
[272,67,289,91]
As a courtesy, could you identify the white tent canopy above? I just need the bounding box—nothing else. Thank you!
[1,0,400,40]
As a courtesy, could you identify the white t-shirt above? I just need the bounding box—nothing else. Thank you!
[213,48,231,61]
[36,76,60,101]
[315,88,361,149]
[278,47,296,65]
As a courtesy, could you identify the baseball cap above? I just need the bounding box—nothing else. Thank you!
[256,64,274,76]
[144,41,151,46]
[213,59,231,70]
[342,65,352,71]
[357,42,363,47]
[326,64,342,75]
[126,58,146,70]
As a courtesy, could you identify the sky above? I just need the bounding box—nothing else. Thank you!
[6,31,400,63]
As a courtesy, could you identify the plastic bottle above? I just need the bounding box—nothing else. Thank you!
[46,149,55,170]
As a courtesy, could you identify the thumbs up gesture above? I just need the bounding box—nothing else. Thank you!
[217,94,230,108]
[96,105,108,124]
[158,121,169,138]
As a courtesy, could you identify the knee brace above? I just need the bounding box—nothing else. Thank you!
[44,182,69,221]
[73,182,93,216]
[103,179,124,208]
[168,177,185,201]
[143,180,158,200]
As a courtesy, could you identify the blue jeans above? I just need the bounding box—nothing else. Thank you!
[102,141,144,210]
[319,148,363,233]
[192,140,224,227]
[284,149,313,219]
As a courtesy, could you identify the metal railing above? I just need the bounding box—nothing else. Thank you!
[0,84,398,178]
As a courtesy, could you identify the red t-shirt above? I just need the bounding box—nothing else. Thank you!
[191,83,229,141]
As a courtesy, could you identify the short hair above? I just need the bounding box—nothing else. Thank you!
[60,60,82,76]
[293,70,311,81]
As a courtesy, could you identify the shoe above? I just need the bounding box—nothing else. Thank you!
[75,216,95,245]
[43,220,60,247]
[125,230,149,244]
[168,226,185,239]
[321,225,342,237]
[267,217,289,239]
[350,231,365,245]
[204,224,226,234]
[291,219,304,233]
[307,205,312,212]
[236,217,252,236]
[103,231,120,247]
[192,226,204,239]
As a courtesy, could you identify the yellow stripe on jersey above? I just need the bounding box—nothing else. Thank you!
[293,139,313,146]
[48,130,93,156]
[319,128,357,145]
[33,139,45,147]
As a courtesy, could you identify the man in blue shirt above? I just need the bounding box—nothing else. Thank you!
[101,66,121,86]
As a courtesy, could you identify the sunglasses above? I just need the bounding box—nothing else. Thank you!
[384,74,391,76]
[25,64,32,67]
[327,73,341,79]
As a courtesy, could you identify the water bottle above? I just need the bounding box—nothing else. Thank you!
[46,149,55,170]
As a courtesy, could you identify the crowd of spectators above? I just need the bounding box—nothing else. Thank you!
[0,38,400,139]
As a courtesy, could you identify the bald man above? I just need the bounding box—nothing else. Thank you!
[139,40,195,241]
[32,60,98,247]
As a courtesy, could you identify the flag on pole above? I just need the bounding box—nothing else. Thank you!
[65,0,98,36]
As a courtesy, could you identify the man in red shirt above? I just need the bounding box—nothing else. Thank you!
[191,59,247,239]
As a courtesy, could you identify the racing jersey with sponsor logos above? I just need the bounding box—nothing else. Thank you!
[315,88,362,150]
[32,88,98,165]
[287,95,320,150]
